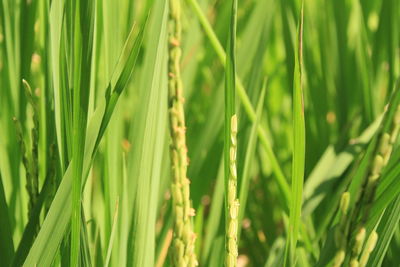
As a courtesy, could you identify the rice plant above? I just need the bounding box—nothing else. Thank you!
[0,0,400,267]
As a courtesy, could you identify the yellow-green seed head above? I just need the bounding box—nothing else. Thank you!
[183,221,191,241]
[391,124,400,144]
[230,162,237,179]
[353,227,366,255]
[230,147,236,161]
[178,258,186,267]
[358,232,378,267]
[368,174,380,184]
[378,133,391,155]
[176,206,183,220]
[228,238,238,256]
[333,250,345,267]
[228,180,236,203]
[382,145,393,165]
[391,106,400,143]
[230,199,239,219]
[371,155,384,175]
[189,257,199,267]
[366,231,378,253]
[231,115,238,146]
[172,185,183,204]
[394,106,400,125]
[231,115,238,134]
[226,253,236,267]
[340,192,350,215]
[350,259,359,267]
[182,179,190,200]
[175,239,184,259]
[229,220,238,237]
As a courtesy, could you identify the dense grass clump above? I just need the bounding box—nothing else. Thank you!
[0,0,399,266]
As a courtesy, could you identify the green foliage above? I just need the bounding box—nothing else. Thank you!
[0,0,399,266]
[285,3,305,266]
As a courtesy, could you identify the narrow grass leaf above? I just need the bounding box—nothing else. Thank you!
[285,3,305,266]
[238,80,266,240]
[70,1,95,265]
[201,160,224,264]
[367,195,400,267]
[22,18,145,267]
[104,198,119,267]
[126,1,168,266]
[0,172,14,266]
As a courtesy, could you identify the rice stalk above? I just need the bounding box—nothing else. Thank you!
[224,0,238,265]
[168,0,198,265]
[226,114,239,267]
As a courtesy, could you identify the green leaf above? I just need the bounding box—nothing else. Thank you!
[22,16,146,267]
[284,2,305,266]
[125,0,168,266]
[367,195,400,267]
[201,160,224,264]
[238,80,266,241]
[104,198,119,267]
[70,1,96,265]
[0,171,14,266]
[12,174,53,267]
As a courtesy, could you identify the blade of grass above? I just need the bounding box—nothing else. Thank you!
[70,1,95,265]
[366,195,400,267]
[80,209,92,267]
[0,0,24,239]
[208,236,225,267]
[0,171,14,266]
[94,19,145,151]
[238,80,266,241]
[11,172,53,267]
[104,198,119,267]
[201,159,224,264]
[284,2,305,266]
[125,1,168,266]
[22,17,145,267]
[0,0,19,110]
[19,0,38,124]
[264,238,286,267]
[49,0,67,172]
